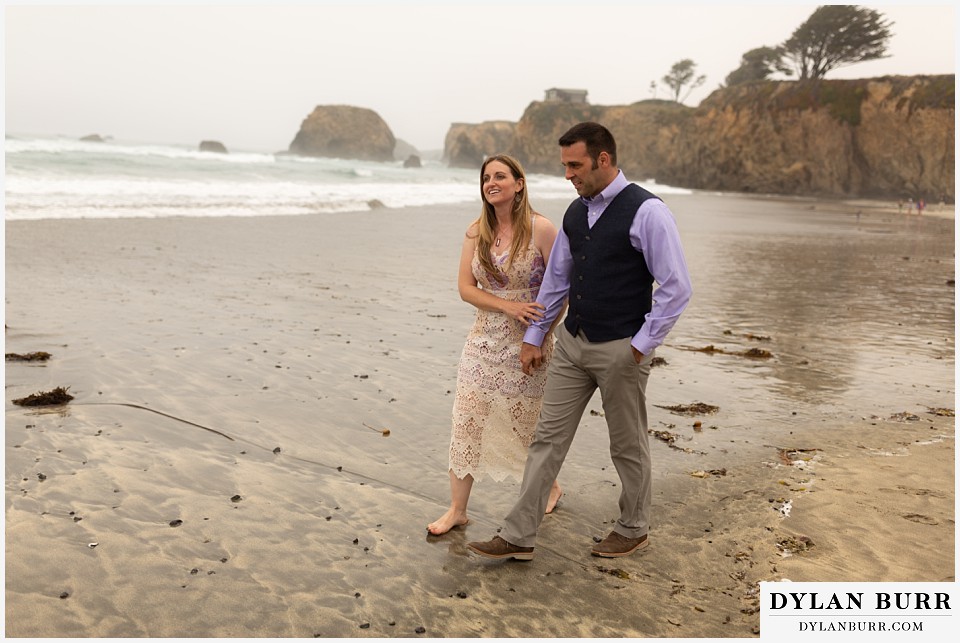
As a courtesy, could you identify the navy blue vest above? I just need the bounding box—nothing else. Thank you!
[563,183,659,342]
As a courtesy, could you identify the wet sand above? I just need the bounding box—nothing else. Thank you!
[4,193,954,637]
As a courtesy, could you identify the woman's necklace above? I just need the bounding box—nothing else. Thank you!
[495,225,512,247]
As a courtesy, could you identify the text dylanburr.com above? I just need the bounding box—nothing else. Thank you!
[760,582,955,640]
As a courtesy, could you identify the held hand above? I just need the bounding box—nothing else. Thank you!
[520,342,543,376]
[505,301,546,327]
[632,346,645,364]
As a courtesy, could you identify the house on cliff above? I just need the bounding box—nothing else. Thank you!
[544,88,588,104]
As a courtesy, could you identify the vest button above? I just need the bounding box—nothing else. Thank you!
[578,275,583,281]
[580,255,586,260]
[576,295,582,300]
[585,235,591,240]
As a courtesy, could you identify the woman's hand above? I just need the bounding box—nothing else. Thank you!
[502,301,545,326]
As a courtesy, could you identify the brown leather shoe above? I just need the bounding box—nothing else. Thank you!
[467,536,534,561]
[591,531,648,557]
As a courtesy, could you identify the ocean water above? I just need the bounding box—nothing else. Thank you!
[4,136,690,221]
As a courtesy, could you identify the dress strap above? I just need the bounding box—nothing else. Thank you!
[528,214,537,249]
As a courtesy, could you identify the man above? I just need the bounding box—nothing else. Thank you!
[467,122,692,560]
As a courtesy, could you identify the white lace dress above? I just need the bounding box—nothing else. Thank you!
[448,229,555,482]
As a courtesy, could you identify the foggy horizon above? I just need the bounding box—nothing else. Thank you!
[5,3,956,153]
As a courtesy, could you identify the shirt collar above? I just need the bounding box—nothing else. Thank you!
[580,170,628,206]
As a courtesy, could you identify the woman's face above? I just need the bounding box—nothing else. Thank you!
[481,160,523,209]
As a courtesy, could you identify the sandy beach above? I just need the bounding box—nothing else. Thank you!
[5,193,954,637]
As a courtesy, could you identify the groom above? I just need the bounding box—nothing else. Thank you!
[468,122,692,560]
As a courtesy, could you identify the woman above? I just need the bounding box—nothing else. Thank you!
[427,154,563,536]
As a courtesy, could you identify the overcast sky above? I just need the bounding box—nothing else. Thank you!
[4,2,956,152]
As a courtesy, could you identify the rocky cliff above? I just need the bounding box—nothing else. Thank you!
[444,121,517,168]
[289,105,395,162]
[445,76,954,199]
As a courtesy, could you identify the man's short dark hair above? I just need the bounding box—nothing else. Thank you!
[558,122,617,167]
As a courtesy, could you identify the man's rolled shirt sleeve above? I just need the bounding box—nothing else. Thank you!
[630,199,692,355]
[522,229,573,348]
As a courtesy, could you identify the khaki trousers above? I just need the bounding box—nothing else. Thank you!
[502,325,653,547]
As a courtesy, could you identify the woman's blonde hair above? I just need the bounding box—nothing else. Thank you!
[472,154,533,283]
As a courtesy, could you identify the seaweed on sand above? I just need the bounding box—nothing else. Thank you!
[655,402,720,416]
[6,351,52,362]
[679,344,774,358]
[12,386,74,407]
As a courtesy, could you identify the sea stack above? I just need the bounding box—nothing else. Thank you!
[288,105,395,162]
[199,140,228,153]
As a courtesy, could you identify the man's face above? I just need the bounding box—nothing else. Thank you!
[560,141,607,198]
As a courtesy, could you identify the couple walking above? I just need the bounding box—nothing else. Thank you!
[427,122,693,560]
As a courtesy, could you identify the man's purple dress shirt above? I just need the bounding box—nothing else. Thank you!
[523,171,692,355]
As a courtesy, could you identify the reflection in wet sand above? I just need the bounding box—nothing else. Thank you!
[672,196,953,409]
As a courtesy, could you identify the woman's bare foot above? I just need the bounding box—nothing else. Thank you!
[427,508,469,535]
[545,481,563,514]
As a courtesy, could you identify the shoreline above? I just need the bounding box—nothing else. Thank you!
[5,190,954,225]
[5,192,954,637]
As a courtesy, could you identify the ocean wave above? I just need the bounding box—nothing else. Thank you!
[4,136,279,164]
[4,174,481,220]
[4,194,483,221]
[4,135,691,220]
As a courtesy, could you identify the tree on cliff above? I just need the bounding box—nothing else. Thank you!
[725,46,792,86]
[662,59,706,104]
[782,5,893,80]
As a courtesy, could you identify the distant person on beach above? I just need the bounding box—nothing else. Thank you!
[427,154,564,536]
[907,197,915,214]
[468,122,692,560]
